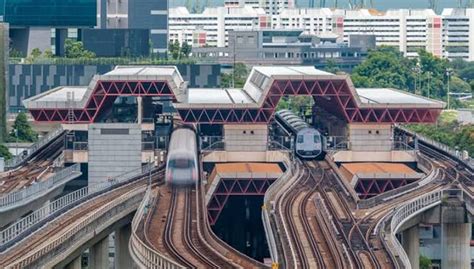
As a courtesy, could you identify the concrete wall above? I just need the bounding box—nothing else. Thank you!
[348,124,392,152]
[224,124,268,152]
[88,123,141,186]
[8,64,221,110]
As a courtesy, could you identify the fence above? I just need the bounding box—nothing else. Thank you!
[129,189,185,269]
[0,164,82,211]
[5,127,64,170]
[200,136,293,152]
[0,164,153,249]
[397,125,473,169]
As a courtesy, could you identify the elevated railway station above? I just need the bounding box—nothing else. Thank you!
[4,65,472,269]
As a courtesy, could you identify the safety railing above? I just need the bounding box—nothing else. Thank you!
[262,154,293,265]
[129,188,184,269]
[8,186,145,269]
[397,125,473,170]
[387,189,444,269]
[200,136,293,152]
[5,127,64,170]
[0,163,153,249]
[0,164,82,211]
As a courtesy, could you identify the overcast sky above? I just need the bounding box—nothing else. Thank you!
[170,0,462,11]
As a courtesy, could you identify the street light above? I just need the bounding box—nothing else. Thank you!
[446,68,453,110]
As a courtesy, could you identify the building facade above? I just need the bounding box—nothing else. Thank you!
[171,6,474,61]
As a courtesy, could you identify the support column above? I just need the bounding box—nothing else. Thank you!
[441,223,471,269]
[89,236,109,269]
[65,255,82,269]
[402,225,419,269]
[137,96,143,124]
[114,224,133,269]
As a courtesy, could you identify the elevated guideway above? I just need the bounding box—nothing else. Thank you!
[0,164,82,227]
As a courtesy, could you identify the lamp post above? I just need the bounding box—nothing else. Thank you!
[446,68,452,110]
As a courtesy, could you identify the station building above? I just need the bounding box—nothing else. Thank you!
[23,65,444,188]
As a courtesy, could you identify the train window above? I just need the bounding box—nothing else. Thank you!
[314,135,320,143]
[297,135,304,143]
[170,159,193,168]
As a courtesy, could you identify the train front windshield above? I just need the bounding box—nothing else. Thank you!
[169,158,196,183]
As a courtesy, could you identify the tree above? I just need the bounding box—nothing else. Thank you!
[419,255,432,269]
[220,63,249,88]
[0,144,12,161]
[169,40,181,60]
[30,48,42,59]
[64,39,96,59]
[324,59,340,74]
[9,112,37,142]
[181,42,192,58]
[43,49,54,58]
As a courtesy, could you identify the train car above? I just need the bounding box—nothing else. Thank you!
[274,109,323,159]
[165,127,199,185]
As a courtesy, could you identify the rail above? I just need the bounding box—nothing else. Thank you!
[129,188,184,269]
[261,154,293,265]
[0,164,82,211]
[7,185,145,268]
[5,127,64,170]
[397,125,474,170]
[0,164,153,250]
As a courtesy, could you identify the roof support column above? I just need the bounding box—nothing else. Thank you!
[402,225,420,269]
[89,236,109,269]
[114,224,133,269]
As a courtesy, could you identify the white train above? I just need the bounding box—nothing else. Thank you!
[165,127,199,185]
[274,109,323,159]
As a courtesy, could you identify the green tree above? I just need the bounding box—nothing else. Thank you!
[419,255,432,269]
[9,112,37,142]
[0,144,12,161]
[324,59,340,74]
[220,63,249,88]
[181,42,192,58]
[30,48,42,59]
[169,40,181,60]
[43,49,54,58]
[64,39,96,59]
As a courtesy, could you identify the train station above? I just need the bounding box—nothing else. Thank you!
[1,65,472,269]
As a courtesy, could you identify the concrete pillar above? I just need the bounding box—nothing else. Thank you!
[137,96,143,124]
[114,224,133,269]
[441,223,471,269]
[402,225,419,269]
[90,236,109,269]
[64,256,82,269]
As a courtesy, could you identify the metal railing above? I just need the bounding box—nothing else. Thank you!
[0,164,82,211]
[5,127,64,170]
[8,186,145,269]
[129,188,184,269]
[200,136,293,152]
[397,125,474,169]
[387,189,444,269]
[0,164,153,249]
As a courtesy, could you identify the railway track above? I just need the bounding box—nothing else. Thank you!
[0,133,64,194]
[0,167,161,267]
[163,187,233,268]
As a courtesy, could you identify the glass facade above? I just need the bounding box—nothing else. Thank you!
[0,0,96,27]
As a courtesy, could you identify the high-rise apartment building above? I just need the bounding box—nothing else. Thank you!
[171,5,474,61]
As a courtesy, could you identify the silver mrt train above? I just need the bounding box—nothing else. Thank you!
[165,127,199,185]
[275,109,323,159]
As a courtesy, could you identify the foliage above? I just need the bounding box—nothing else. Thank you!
[30,48,42,59]
[9,48,23,58]
[43,49,54,58]
[324,59,340,74]
[419,255,432,269]
[64,39,96,59]
[350,46,472,108]
[221,63,249,88]
[407,111,474,156]
[9,56,196,65]
[0,144,12,161]
[9,112,37,143]
[169,40,192,60]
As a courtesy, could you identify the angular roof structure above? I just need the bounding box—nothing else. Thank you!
[23,65,444,124]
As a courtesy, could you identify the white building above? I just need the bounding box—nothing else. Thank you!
[442,8,474,61]
[170,6,474,61]
[169,5,269,47]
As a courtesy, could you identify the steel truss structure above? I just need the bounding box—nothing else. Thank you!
[207,177,276,225]
[28,78,441,124]
[355,178,418,199]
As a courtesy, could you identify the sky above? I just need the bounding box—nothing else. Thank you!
[169,0,463,11]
